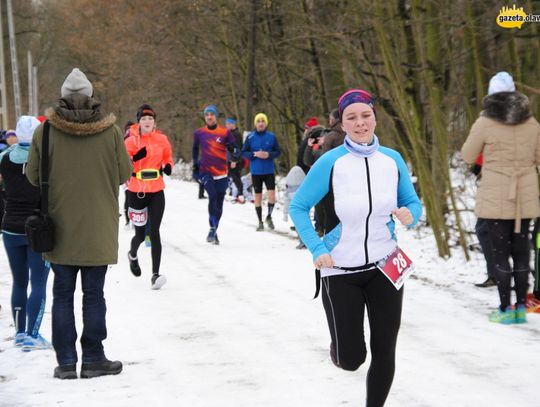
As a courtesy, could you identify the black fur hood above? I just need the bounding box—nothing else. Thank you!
[481,91,531,125]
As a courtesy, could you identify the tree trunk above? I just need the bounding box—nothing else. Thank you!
[245,0,258,130]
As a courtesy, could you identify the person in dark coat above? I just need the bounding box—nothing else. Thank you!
[27,68,132,379]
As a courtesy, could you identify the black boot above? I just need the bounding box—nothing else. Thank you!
[474,277,497,287]
[54,364,77,380]
[128,252,141,277]
[80,359,123,379]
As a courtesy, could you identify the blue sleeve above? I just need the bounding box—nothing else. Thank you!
[268,133,281,160]
[242,135,253,160]
[289,150,343,260]
[192,131,200,164]
[383,148,423,227]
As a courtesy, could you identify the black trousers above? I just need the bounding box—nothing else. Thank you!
[321,268,403,407]
[128,191,165,275]
[475,218,496,279]
[228,164,243,196]
[484,218,530,308]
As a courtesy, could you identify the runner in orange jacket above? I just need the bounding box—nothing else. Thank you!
[125,104,174,290]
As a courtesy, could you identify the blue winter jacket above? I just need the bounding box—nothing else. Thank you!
[242,130,281,175]
[289,143,422,277]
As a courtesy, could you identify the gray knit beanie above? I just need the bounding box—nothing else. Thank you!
[61,68,93,97]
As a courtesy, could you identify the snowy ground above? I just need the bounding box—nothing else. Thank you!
[0,179,538,407]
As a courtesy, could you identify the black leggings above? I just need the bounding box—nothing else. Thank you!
[128,191,165,275]
[321,268,403,407]
[228,164,243,196]
[484,218,530,308]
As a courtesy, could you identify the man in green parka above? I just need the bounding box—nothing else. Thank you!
[27,68,132,380]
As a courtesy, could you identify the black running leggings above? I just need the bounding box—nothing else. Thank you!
[321,268,403,407]
[128,191,165,275]
[484,218,530,308]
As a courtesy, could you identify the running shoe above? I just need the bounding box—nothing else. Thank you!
[207,227,217,243]
[21,334,52,352]
[515,304,527,324]
[488,306,515,324]
[151,274,167,290]
[14,332,26,347]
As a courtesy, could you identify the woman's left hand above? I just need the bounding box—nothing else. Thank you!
[313,253,334,269]
[392,207,413,226]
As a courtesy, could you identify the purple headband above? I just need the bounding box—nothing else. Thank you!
[338,89,375,118]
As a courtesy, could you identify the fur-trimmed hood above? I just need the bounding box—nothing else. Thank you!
[46,94,116,136]
[481,91,531,125]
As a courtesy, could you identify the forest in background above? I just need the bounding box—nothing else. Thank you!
[3,0,540,257]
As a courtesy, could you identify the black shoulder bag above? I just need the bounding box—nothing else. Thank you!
[25,121,55,253]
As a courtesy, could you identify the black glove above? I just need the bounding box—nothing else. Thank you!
[192,162,199,178]
[162,163,172,176]
[132,147,147,162]
[471,163,482,177]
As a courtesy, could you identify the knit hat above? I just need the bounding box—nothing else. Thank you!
[136,104,156,121]
[254,113,268,127]
[203,104,219,117]
[15,116,41,144]
[61,68,93,97]
[225,117,237,125]
[304,117,319,129]
[338,89,375,119]
[5,129,16,139]
[305,125,325,139]
[488,72,515,95]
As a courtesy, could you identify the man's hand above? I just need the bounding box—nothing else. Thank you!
[254,151,269,159]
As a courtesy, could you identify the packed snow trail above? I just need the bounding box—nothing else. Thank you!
[0,179,538,406]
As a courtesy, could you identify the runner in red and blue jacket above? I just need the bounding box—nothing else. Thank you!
[192,104,239,244]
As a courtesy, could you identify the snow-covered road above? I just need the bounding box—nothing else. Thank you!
[1,179,538,406]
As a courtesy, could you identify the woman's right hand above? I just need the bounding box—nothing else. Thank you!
[313,253,334,269]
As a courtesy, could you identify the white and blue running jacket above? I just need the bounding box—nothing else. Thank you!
[289,143,422,278]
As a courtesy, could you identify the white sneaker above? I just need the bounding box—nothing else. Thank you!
[21,334,52,352]
[151,274,167,290]
[14,332,26,347]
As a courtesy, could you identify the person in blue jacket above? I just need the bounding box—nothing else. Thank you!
[242,113,281,231]
[0,116,51,352]
[289,89,422,407]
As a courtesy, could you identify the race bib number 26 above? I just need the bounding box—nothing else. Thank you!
[376,247,415,290]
